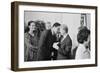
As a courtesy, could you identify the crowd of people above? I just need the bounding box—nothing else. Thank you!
[24,20,90,61]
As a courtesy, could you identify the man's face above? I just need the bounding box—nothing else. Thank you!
[53,26,60,34]
[60,28,65,35]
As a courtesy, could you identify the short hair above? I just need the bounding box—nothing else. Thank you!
[52,22,61,27]
[28,21,35,26]
[77,27,90,44]
[62,25,68,33]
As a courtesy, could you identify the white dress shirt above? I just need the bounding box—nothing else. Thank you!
[75,44,90,59]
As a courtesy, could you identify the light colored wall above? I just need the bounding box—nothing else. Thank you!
[24,11,62,27]
[62,13,81,48]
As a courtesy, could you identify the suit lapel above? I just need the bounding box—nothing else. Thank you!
[61,35,68,44]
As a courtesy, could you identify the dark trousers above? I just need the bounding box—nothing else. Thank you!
[51,49,58,60]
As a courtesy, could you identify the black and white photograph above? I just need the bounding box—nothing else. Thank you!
[11,1,97,71]
[24,11,91,61]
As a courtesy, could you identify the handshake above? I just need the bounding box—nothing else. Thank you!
[52,42,60,50]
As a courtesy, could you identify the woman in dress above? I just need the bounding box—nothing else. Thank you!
[24,21,39,61]
[75,27,90,59]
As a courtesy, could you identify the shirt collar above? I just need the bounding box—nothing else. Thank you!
[61,33,68,42]
[78,44,86,50]
[63,33,68,39]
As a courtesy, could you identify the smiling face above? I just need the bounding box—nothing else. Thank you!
[29,22,36,31]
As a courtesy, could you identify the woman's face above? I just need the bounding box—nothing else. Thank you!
[29,22,36,31]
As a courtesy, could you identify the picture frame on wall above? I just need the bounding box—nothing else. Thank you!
[11,1,98,71]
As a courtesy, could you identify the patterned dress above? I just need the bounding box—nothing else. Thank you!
[24,32,39,61]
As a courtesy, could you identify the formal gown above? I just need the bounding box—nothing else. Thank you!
[75,44,90,59]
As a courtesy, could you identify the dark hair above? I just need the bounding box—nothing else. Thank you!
[52,22,61,27]
[35,20,46,38]
[77,27,90,44]
[24,21,35,33]
[28,21,35,26]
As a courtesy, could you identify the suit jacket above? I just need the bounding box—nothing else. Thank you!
[37,29,57,61]
[57,34,72,60]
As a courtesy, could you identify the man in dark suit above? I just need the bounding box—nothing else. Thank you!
[37,22,61,61]
[53,25,72,59]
